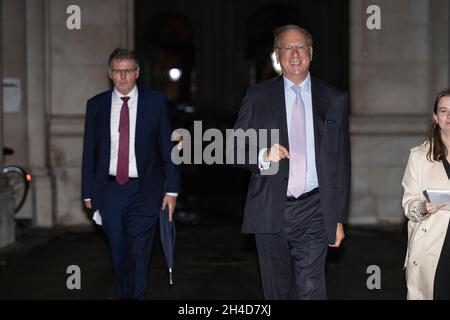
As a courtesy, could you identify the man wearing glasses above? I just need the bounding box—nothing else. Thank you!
[232,25,350,299]
[81,48,180,299]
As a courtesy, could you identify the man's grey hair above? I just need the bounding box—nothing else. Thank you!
[273,25,313,50]
[108,48,140,69]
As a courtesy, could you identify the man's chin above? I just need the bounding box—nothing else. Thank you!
[117,87,131,95]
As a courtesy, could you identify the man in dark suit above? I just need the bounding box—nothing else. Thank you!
[81,48,180,299]
[231,25,350,299]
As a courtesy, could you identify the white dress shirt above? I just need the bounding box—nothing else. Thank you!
[109,86,139,177]
[108,85,177,196]
[259,73,319,194]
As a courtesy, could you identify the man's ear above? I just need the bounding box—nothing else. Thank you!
[275,50,280,64]
[135,68,140,79]
[309,46,313,61]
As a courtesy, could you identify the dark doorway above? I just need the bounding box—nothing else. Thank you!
[135,12,195,107]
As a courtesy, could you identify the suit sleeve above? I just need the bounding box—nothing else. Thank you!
[158,95,181,193]
[337,93,351,223]
[227,90,260,173]
[81,100,95,200]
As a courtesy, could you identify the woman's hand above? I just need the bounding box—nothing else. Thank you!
[423,200,447,215]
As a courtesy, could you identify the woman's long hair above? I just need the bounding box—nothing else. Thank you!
[426,88,450,162]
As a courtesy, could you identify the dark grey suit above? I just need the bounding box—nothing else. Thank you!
[231,75,351,299]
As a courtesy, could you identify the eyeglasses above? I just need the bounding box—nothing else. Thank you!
[110,68,137,76]
[276,44,310,54]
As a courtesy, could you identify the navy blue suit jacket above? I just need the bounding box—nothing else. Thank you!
[81,87,180,214]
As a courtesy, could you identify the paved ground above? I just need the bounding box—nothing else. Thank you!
[0,210,407,300]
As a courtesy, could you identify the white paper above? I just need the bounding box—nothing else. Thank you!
[424,189,450,207]
[3,78,21,113]
[92,210,102,225]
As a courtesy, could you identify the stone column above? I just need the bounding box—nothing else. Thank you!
[0,177,15,247]
[349,0,449,224]
[47,0,133,225]
[0,0,3,167]
[25,0,54,227]
[0,0,16,247]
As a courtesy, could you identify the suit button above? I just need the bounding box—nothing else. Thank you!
[413,261,417,265]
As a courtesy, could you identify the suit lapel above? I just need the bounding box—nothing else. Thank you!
[104,91,113,164]
[268,76,289,149]
[135,87,146,166]
[311,78,328,156]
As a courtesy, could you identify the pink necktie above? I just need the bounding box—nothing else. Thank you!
[288,85,307,198]
[116,96,130,185]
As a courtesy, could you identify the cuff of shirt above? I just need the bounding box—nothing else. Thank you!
[258,148,271,170]
[165,193,178,197]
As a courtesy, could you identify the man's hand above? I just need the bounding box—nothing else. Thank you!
[84,199,92,209]
[172,130,184,151]
[329,223,345,248]
[264,144,290,163]
[162,195,177,222]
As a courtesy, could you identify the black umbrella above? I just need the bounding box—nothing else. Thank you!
[160,207,176,285]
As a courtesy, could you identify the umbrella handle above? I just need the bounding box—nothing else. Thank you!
[169,268,173,285]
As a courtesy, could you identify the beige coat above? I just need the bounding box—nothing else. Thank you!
[402,142,450,300]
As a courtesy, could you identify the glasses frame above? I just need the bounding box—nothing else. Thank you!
[110,68,138,76]
[276,44,311,54]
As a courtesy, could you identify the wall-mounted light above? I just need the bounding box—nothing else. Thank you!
[271,52,282,74]
[169,68,182,81]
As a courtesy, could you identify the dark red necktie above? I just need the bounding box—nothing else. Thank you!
[116,96,130,185]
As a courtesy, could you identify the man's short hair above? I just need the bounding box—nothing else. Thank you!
[108,48,139,69]
[273,25,313,50]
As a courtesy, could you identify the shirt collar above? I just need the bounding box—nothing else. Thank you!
[283,72,311,93]
[113,85,138,101]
